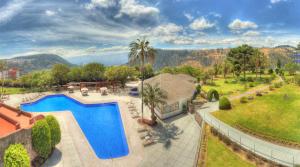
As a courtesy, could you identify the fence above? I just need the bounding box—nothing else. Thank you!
[200,111,298,167]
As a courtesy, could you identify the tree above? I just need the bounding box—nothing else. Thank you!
[251,49,267,79]
[222,60,232,79]
[105,66,138,87]
[82,63,105,81]
[0,60,7,97]
[68,67,83,82]
[227,45,255,79]
[129,38,156,120]
[51,64,70,86]
[284,62,299,75]
[297,42,300,50]
[213,61,222,77]
[142,64,155,79]
[143,83,167,124]
[276,59,282,69]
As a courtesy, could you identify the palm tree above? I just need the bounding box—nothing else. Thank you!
[143,83,167,124]
[128,38,156,120]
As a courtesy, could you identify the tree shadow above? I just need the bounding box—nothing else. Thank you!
[42,148,62,166]
[150,122,184,149]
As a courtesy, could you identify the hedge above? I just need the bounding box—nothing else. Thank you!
[32,119,52,158]
[3,144,30,167]
[207,89,219,102]
[45,115,61,148]
[219,97,231,110]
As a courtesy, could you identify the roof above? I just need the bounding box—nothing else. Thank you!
[143,73,196,104]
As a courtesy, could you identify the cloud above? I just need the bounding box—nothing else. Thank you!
[189,17,215,30]
[45,10,56,16]
[270,0,287,4]
[0,0,33,24]
[116,0,160,21]
[228,19,258,31]
[184,12,194,21]
[85,0,117,10]
[151,23,183,36]
[242,30,260,36]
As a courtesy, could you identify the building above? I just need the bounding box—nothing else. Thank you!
[0,68,20,80]
[142,73,196,119]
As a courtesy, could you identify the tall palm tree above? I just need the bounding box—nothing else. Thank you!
[129,38,156,120]
[143,83,167,124]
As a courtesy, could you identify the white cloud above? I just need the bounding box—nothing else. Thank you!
[228,19,258,31]
[116,0,159,20]
[152,23,183,36]
[184,12,194,21]
[242,30,260,36]
[0,0,32,24]
[45,10,56,16]
[189,17,215,30]
[85,0,117,10]
[270,0,287,4]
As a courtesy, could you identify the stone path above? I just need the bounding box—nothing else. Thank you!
[197,102,300,167]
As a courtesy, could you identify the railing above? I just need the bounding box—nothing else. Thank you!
[200,111,298,167]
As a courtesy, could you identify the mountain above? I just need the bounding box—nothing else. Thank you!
[153,47,295,69]
[3,54,74,74]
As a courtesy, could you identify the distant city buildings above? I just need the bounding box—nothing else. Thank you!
[0,68,20,80]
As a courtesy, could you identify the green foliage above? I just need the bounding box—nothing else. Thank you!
[20,70,53,91]
[51,64,70,85]
[32,119,52,158]
[45,115,61,148]
[240,97,248,103]
[105,66,138,87]
[219,97,231,110]
[207,89,219,102]
[4,144,30,167]
[141,64,155,79]
[68,67,83,82]
[82,63,105,81]
[196,84,201,94]
[284,62,299,75]
[249,83,255,87]
[295,74,300,86]
[160,65,203,79]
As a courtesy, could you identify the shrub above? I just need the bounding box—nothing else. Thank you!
[4,144,30,167]
[196,84,201,94]
[219,97,231,110]
[249,83,255,87]
[274,82,283,88]
[32,119,52,158]
[246,76,254,82]
[45,115,61,148]
[240,97,248,103]
[268,68,274,74]
[295,75,300,86]
[269,85,274,91]
[207,89,219,102]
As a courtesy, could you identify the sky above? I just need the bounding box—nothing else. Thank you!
[0,0,300,65]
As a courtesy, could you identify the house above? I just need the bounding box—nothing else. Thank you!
[0,68,20,80]
[142,73,196,119]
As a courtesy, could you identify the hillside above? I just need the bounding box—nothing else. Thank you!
[154,47,295,69]
[3,54,74,74]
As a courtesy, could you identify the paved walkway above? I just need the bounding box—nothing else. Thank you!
[5,91,201,167]
[197,102,300,167]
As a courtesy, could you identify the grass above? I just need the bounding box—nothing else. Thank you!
[206,128,254,167]
[202,74,275,96]
[0,87,30,94]
[213,84,300,144]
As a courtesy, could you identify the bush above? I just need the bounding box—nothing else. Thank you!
[268,68,274,74]
[4,144,30,167]
[45,115,61,148]
[196,84,201,94]
[240,97,248,103]
[269,85,274,91]
[249,83,255,87]
[246,76,254,82]
[295,75,300,86]
[32,119,52,158]
[219,97,231,110]
[207,89,219,102]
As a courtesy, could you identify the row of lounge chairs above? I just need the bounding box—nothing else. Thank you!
[127,100,155,147]
[22,93,46,102]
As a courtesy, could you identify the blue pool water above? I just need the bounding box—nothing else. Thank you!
[21,94,129,159]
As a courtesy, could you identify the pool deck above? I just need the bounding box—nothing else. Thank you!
[5,91,201,167]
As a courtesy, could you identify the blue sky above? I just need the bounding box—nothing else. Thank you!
[0,0,300,65]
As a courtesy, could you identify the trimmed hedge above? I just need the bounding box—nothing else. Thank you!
[32,119,52,158]
[46,115,61,148]
[4,144,30,167]
[219,97,231,110]
[207,89,219,102]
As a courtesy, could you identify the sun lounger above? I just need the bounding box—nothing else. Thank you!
[137,126,148,133]
[139,132,150,139]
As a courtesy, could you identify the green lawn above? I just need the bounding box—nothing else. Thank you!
[1,87,30,94]
[213,84,300,144]
[206,129,254,167]
[202,74,275,96]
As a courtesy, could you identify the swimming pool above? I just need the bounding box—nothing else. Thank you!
[21,94,129,159]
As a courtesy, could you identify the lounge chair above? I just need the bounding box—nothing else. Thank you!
[137,126,148,133]
[139,131,150,139]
